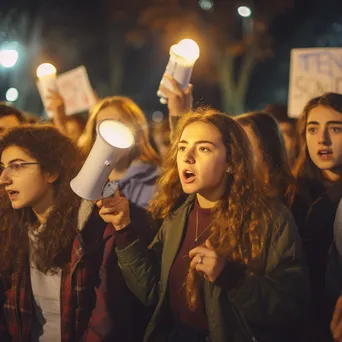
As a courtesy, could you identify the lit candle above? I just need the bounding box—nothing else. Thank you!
[157,39,200,104]
[36,63,56,78]
[36,63,57,116]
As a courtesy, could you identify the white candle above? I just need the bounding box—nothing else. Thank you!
[36,63,57,117]
[157,39,200,104]
[37,63,57,91]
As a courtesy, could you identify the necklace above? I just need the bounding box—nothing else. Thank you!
[195,207,215,242]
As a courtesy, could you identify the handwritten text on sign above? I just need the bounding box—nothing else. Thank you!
[56,66,96,116]
[288,48,342,117]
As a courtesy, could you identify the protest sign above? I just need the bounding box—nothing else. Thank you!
[56,66,96,116]
[37,65,96,118]
[288,48,342,117]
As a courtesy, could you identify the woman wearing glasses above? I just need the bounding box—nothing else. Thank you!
[0,125,142,342]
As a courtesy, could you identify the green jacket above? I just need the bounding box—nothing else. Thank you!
[116,195,310,342]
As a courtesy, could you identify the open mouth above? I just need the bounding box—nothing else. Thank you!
[318,150,333,158]
[7,190,19,198]
[182,170,196,183]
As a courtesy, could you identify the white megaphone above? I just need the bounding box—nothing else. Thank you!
[70,119,135,200]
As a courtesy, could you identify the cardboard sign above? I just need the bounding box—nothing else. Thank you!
[56,66,96,116]
[37,65,96,118]
[288,48,342,117]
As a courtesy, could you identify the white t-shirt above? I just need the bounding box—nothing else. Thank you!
[29,228,62,342]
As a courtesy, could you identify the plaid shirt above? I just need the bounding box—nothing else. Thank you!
[0,205,140,342]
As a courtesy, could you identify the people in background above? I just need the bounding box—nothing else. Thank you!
[45,91,87,142]
[65,113,87,142]
[236,112,296,207]
[0,103,26,137]
[150,119,171,159]
[264,104,298,169]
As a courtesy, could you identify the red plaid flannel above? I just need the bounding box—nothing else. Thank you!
[0,209,140,342]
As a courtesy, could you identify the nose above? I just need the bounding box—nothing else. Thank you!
[318,127,331,146]
[0,169,12,186]
[183,147,195,164]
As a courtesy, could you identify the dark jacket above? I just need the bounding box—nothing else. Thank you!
[292,181,340,342]
[116,195,310,342]
[0,200,142,342]
[325,199,342,341]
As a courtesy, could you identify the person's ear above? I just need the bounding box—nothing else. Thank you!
[47,172,59,184]
[225,166,233,174]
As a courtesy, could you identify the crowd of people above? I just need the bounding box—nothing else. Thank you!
[0,78,341,342]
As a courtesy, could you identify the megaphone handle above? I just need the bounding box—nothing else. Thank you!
[102,180,119,198]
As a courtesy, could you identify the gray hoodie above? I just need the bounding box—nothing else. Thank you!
[118,161,159,209]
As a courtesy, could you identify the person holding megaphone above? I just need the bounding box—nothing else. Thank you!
[98,109,310,342]
[0,124,146,341]
[79,96,161,210]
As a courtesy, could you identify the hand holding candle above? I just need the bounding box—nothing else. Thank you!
[37,63,57,94]
[36,63,57,116]
[157,39,199,105]
[159,74,193,117]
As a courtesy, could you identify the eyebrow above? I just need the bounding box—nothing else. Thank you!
[0,158,27,166]
[307,120,342,126]
[178,140,217,146]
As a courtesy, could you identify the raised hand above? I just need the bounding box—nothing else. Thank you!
[45,90,68,135]
[159,74,193,117]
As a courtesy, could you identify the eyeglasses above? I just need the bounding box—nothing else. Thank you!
[0,162,39,177]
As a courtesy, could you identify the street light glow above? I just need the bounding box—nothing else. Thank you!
[6,88,19,102]
[0,49,19,68]
[198,0,214,11]
[237,6,252,18]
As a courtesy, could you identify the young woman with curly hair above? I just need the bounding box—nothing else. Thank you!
[98,109,310,342]
[0,125,143,342]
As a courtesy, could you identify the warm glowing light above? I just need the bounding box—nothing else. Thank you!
[171,39,200,63]
[36,63,56,78]
[98,120,135,149]
[237,6,252,18]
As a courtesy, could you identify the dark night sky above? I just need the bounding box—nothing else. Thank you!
[1,0,342,117]
[248,0,342,109]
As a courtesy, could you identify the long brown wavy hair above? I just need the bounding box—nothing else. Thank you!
[149,109,276,310]
[293,93,342,202]
[0,125,82,275]
[236,112,296,207]
[78,96,160,166]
